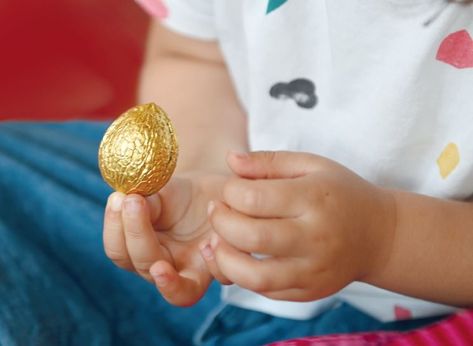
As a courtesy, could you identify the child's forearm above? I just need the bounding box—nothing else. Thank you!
[138,22,247,174]
[366,190,473,306]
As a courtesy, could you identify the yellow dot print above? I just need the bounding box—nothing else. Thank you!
[437,142,460,179]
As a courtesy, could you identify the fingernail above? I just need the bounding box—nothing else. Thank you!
[230,150,249,160]
[109,193,124,212]
[153,274,169,287]
[124,197,141,212]
[150,267,169,287]
[207,201,215,216]
[200,243,214,260]
[210,233,219,250]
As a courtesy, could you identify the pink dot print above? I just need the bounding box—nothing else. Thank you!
[394,305,413,320]
[436,30,473,69]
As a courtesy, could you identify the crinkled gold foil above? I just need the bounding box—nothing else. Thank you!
[98,103,178,196]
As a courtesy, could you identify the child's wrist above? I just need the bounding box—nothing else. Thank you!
[361,188,398,285]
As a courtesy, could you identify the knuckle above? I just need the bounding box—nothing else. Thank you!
[247,273,271,292]
[133,261,154,276]
[262,151,277,164]
[223,178,240,203]
[104,208,121,226]
[214,272,232,285]
[104,247,127,262]
[261,151,277,178]
[242,187,262,211]
[104,250,133,271]
[124,227,143,240]
[220,278,233,285]
[248,225,271,252]
[134,263,155,282]
[113,259,133,271]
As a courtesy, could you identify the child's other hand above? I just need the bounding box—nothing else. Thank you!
[205,151,397,301]
[103,172,228,306]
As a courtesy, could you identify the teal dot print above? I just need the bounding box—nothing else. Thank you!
[266,0,288,14]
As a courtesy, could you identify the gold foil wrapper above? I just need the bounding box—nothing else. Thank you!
[98,103,178,196]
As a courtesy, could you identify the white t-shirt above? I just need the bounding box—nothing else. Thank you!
[138,0,473,322]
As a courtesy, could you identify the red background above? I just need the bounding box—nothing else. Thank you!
[0,0,149,121]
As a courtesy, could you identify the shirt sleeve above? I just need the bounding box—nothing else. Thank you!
[135,0,217,40]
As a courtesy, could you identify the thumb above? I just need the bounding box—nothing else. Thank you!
[146,176,192,230]
[226,150,323,179]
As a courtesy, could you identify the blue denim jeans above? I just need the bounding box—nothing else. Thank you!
[0,122,444,346]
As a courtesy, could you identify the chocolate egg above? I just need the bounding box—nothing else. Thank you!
[98,103,178,196]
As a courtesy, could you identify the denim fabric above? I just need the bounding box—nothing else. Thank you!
[0,122,220,346]
[196,302,444,346]
[0,122,444,346]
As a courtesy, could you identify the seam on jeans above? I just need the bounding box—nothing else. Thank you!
[193,302,229,346]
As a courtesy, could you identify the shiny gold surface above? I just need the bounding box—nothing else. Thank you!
[98,103,178,196]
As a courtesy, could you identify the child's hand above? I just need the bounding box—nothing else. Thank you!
[204,151,397,301]
[103,172,228,306]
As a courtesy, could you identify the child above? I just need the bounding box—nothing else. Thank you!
[103,0,473,344]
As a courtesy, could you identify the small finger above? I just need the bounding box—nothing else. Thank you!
[223,178,305,218]
[211,234,301,293]
[199,237,233,285]
[103,192,133,271]
[209,200,301,256]
[122,194,170,281]
[150,261,211,307]
[227,150,324,179]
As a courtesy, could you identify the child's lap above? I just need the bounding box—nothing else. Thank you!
[0,122,219,345]
[0,122,445,345]
[197,302,445,346]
